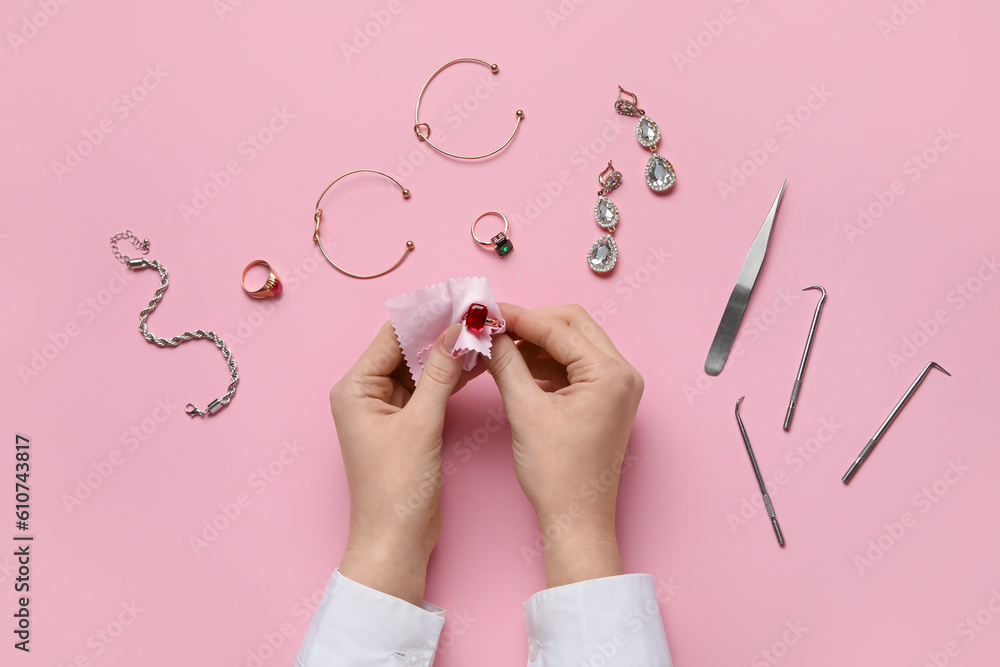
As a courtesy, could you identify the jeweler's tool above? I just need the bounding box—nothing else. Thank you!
[783,285,827,430]
[842,362,951,484]
[735,397,785,547]
[705,179,787,376]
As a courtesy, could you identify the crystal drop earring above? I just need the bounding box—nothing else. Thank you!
[587,161,622,274]
[615,86,676,192]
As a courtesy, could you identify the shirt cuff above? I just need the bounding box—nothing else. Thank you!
[524,573,672,667]
[295,569,445,667]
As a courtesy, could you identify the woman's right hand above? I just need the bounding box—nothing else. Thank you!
[486,303,645,588]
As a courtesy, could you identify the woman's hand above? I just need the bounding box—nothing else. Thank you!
[332,322,480,606]
[486,304,644,588]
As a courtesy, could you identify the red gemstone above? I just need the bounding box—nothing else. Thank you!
[464,303,488,333]
[271,281,282,295]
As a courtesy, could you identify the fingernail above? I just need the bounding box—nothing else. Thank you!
[441,324,463,356]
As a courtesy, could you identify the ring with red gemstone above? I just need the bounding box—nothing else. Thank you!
[241,260,282,298]
[461,303,500,333]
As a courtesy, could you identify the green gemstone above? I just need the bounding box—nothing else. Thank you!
[494,237,513,257]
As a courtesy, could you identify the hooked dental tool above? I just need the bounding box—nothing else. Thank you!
[705,179,787,376]
[783,285,827,430]
[842,361,951,484]
[735,397,785,547]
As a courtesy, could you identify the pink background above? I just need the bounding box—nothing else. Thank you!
[3,1,999,665]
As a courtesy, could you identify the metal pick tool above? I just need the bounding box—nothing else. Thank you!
[783,285,827,430]
[842,361,951,484]
[705,179,787,376]
[735,397,785,547]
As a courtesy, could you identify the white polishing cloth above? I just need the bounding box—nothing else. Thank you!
[386,276,505,383]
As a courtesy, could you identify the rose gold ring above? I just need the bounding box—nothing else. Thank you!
[241,260,282,298]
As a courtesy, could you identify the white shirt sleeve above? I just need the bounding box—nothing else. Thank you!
[294,571,672,667]
[524,573,672,666]
[295,570,445,667]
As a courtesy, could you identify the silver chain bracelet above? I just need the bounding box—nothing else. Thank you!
[110,230,239,417]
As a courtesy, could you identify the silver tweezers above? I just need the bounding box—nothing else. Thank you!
[706,179,787,376]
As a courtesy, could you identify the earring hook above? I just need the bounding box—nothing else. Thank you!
[615,85,645,116]
[597,160,623,195]
[413,57,524,160]
[313,169,414,279]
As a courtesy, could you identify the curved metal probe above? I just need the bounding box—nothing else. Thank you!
[842,361,951,484]
[783,285,827,430]
[735,397,785,546]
